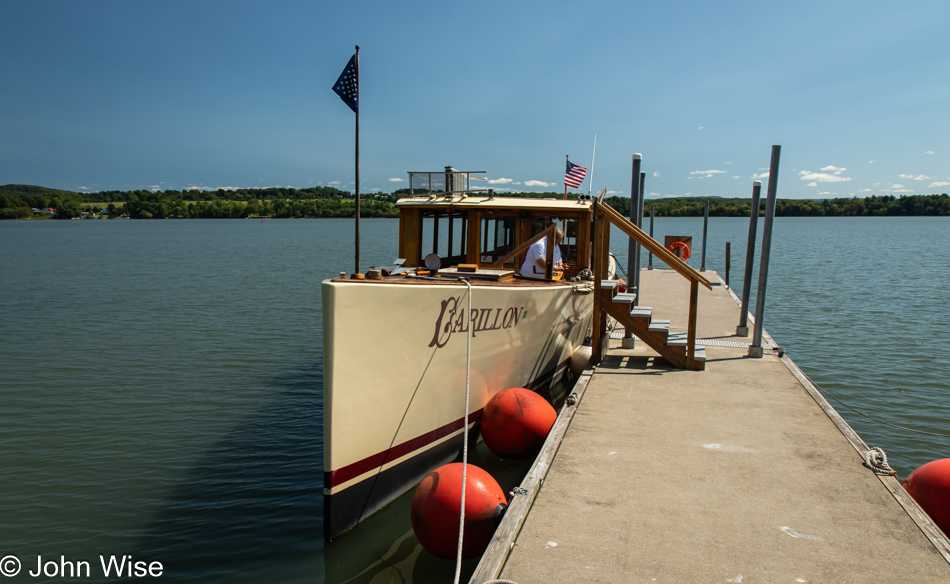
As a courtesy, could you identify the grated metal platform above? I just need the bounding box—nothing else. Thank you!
[610,331,750,349]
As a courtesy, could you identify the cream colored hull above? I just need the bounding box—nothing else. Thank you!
[322,279,593,539]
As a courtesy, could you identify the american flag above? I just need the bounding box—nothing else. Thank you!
[332,54,358,113]
[564,160,588,189]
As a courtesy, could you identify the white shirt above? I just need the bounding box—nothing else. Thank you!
[520,237,562,279]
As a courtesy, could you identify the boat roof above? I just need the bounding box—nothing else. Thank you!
[395,195,593,212]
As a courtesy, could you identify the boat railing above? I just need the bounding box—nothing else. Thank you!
[408,168,487,197]
[593,201,712,369]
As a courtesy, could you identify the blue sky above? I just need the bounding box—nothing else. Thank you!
[3,0,949,200]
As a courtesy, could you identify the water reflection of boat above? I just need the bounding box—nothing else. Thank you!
[322,168,607,540]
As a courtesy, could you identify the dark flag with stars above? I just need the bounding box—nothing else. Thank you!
[332,54,358,113]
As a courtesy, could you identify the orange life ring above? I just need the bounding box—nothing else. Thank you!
[668,241,691,260]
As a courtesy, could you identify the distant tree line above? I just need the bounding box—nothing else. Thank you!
[0,184,401,219]
[2,184,949,219]
[603,193,950,217]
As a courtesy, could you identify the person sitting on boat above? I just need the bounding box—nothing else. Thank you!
[521,227,566,279]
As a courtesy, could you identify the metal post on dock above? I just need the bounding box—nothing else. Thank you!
[725,242,731,288]
[737,181,762,336]
[749,146,781,358]
[700,199,709,271]
[633,171,645,306]
[623,155,642,349]
[647,205,655,270]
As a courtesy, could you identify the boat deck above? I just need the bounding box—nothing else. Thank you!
[477,268,950,583]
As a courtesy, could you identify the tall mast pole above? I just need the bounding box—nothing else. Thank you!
[564,154,568,200]
[354,45,361,275]
[588,134,597,198]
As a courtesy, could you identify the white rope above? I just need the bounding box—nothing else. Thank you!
[453,278,473,584]
[864,446,897,477]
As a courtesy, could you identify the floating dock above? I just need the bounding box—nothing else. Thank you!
[472,268,950,583]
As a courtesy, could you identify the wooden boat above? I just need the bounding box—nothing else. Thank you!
[321,169,607,540]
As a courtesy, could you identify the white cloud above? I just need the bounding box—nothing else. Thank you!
[883,183,914,193]
[929,181,950,187]
[690,169,726,179]
[818,191,836,196]
[329,181,342,185]
[187,185,241,191]
[859,188,872,192]
[488,177,514,185]
[724,161,732,165]
[925,150,935,155]
[899,174,932,181]
[606,190,620,195]
[799,169,852,183]
[78,186,89,190]
[807,182,818,187]
[698,126,704,130]
[732,175,740,179]
[149,185,161,191]
[751,172,770,180]
[524,180,556,188]
[653,172,660,178]
[869,160,878,164]
[388,177,403,183]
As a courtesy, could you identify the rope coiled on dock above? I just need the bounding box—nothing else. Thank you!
[864,447,897,476]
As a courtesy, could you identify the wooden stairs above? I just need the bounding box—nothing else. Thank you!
[601,280,706,371]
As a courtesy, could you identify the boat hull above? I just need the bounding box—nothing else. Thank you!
[322,278,593,539]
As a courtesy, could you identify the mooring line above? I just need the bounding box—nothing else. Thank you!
[453,277,473,584]
[802,371,950,438]
[354,342,442,526]
[355,275,477,527]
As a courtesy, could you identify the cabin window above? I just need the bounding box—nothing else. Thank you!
[418,211,467,267]
[480,215,516,265]
[530,216,580,266]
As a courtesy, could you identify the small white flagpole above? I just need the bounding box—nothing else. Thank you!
[587,134,597,197]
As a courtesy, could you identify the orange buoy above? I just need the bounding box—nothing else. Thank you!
[410,463,507,559]
[617,278,627,293]
[481,387,557,459]
[902,458,950,534]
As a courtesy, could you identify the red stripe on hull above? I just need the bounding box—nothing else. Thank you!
[325,409,483,488]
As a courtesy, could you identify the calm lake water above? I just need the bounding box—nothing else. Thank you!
[1,216,948,583]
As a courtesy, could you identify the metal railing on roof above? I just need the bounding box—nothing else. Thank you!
[408,167,487,197]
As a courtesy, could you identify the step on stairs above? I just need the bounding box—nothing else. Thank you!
[600,280,706,370]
